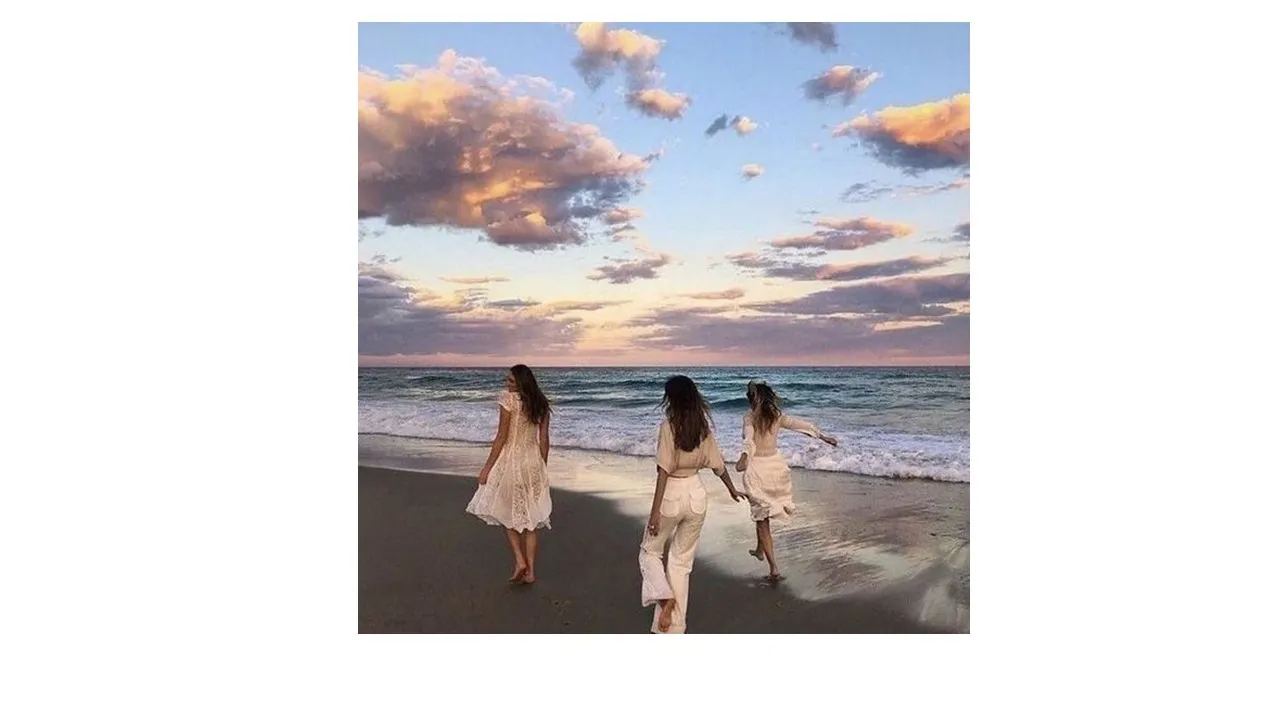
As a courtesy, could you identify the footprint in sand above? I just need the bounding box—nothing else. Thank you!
[552,598,575,630]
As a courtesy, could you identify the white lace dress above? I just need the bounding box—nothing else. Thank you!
[466,391,552,532]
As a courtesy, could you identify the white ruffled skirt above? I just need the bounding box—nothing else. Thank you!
[742,452,795,523]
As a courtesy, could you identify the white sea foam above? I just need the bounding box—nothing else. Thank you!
[358,399,969,483]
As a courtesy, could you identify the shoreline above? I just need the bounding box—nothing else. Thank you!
[359,435,969,633]
[358,364,971,369]
[356,431,970,485]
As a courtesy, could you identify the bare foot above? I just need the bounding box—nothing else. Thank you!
[521,570,536,585]
[657,599,676,632]
[764,573,785,584]
[508,564,528,583]
[748,548,765,562]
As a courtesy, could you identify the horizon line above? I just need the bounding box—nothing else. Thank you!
[358,363,971,369]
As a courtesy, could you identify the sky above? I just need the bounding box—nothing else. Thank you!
[358,22,970,367]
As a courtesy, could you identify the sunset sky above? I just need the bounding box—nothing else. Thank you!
[358,22,970,366]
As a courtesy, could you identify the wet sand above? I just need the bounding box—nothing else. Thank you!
[358,436,969,634]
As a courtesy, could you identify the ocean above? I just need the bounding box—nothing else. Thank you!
[359,366,969,483]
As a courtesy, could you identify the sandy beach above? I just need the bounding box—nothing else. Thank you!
[359,435,969,634]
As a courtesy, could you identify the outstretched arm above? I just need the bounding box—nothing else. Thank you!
[478,408,512,483]
[781,415,837,447]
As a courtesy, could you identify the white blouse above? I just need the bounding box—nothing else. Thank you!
[656,420,727,478]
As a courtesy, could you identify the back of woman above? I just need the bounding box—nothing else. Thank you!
[465,364,553,585]
[499,390,542,451]
[735,380,837,582]
[743,415,787,456]
[639,375,743,634]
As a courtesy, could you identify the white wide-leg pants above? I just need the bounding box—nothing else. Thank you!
[638,474,708,634]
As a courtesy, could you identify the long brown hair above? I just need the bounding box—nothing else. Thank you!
[510,364,551,425]
[662,375,712,452]
[747,380,781,435]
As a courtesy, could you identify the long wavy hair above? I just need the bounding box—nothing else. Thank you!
[510,364,551,425]
[747,380,782,435]
[661,375,713,452]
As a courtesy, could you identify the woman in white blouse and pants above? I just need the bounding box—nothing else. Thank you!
[639,375,744,634]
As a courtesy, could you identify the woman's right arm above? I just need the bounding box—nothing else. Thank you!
[647,469,669,536]
[736,414,755,471]
[538,415,551,464]
[649,422,677,534]
[478,407,512,484]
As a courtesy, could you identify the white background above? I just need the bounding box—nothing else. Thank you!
[3,1,1278,701]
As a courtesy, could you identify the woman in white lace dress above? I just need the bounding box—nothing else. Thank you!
[465,364,552,585]
[640,375,745,634]
[733,380,837,583]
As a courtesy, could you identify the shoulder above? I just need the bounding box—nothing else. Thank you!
[657,419,676,443]
[656,419,675,453]
[499,390,519,410]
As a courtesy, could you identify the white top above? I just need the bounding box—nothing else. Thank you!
[499,391,541,449]
[656,420,727,478]
[742,413,821,458]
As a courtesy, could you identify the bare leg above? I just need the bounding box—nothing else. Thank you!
[505,528,528,582]
[751,520,767,563]
[757,519,781,580]
[521,530,538,583]
[746,492,764,561]
[657,599,676,632]
[640,516,679,632]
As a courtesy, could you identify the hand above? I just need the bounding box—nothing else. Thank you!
[821,435,838,448]
[729,487,745,502]
[647,514,660,536]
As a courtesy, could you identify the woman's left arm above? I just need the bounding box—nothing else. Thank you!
[714,468,744,502]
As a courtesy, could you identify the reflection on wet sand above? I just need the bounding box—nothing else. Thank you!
[360,433,969,632]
